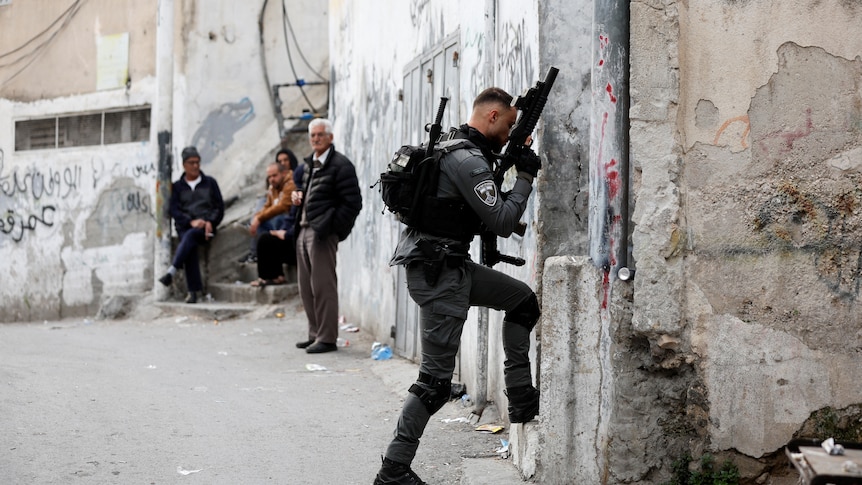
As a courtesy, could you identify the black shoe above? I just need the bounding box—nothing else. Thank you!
[237,253,257,264]
[184,292,198,304]
[373,457,425,485]
[158,273,173,286]
[305,342,338,354]
[506,385,540,423]
[295,339,315,349]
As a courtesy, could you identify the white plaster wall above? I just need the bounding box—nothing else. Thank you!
[0,0,330,321]
[173,0,328,198]
[329,0,541,407]
[0,82,159,321]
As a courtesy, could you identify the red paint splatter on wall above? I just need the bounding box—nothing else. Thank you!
[599,34,609,50]
[606,83,617,103]
[604,159,620,199]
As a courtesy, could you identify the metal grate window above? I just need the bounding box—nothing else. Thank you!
[14,107,151,151]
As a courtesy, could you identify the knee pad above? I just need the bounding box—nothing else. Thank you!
[505,293,540,330]
[408,372,451,415]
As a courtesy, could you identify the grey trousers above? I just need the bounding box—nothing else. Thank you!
[296,227,339,344]
[384,259,535,465]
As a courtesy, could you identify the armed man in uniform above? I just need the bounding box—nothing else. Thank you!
[374,87,542,485]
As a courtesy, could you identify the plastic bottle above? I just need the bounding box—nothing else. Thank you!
[336,337,350,347]
[371,343,392,360]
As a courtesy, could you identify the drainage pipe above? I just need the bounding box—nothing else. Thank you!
[589,0,630,481]
[589,0,631,276]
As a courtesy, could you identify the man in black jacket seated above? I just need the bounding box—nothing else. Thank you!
[290,118,362,354]
[158,146,225,304]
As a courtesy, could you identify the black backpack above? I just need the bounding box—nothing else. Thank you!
[378,138,473,230]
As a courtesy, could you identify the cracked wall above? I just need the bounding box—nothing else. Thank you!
[631,0,862,480]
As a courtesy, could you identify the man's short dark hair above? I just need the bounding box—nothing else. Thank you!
[473,87,513,109]
[181,146,201,162]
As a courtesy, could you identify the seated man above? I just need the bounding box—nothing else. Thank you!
[239,150,297,263]
[252,163,304,287]
[158,146,225,303]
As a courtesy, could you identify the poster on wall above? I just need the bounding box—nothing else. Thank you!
[97,32,129,91]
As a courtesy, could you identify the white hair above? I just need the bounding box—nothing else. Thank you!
[308,118,333,135]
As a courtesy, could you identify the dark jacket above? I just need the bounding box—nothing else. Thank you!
[169,171,225,233]
[294,145,362,241]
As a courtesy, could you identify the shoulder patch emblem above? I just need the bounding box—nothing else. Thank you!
[473,180,497,206]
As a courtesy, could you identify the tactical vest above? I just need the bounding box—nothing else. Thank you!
[380,138,483,243]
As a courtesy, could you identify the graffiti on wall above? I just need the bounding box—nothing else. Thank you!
[0,153,82,200]
[0,148,155,244]
[85,178,153,248]
[0,205,56,243]
[498,19,535,94]
[714,115,751,149]
[0,148,61,243]
[190,97,255,166]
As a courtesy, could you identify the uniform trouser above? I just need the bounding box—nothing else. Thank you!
[384,259,535,465]
[296,227,339,345]
[173,227,208,292]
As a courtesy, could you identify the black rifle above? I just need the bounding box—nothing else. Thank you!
[481,66,559,268]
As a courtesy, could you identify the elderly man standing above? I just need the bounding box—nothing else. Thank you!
[291,119,362,353]
[158,146,225,304]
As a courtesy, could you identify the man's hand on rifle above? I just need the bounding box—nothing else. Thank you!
[511,145,542,181]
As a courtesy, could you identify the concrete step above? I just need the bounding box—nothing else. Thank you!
[208,281,299,305]
[152,301,258,321]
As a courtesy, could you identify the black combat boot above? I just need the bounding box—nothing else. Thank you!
[505,385,539,423]
[373,457,426,485]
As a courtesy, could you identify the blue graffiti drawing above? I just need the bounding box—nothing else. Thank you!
[190,98,256,166]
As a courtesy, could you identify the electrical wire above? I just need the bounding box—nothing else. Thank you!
[0,0,82,60]
[0,0,87,86]
[280,0,318,113]
[281,1,327,82]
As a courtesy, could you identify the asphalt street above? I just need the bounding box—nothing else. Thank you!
[0,299,521,485]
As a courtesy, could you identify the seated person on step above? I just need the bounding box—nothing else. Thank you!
[239,149,298,263]
[251,162,304,287]
[158,146,225,304]
[241,158,296,267]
